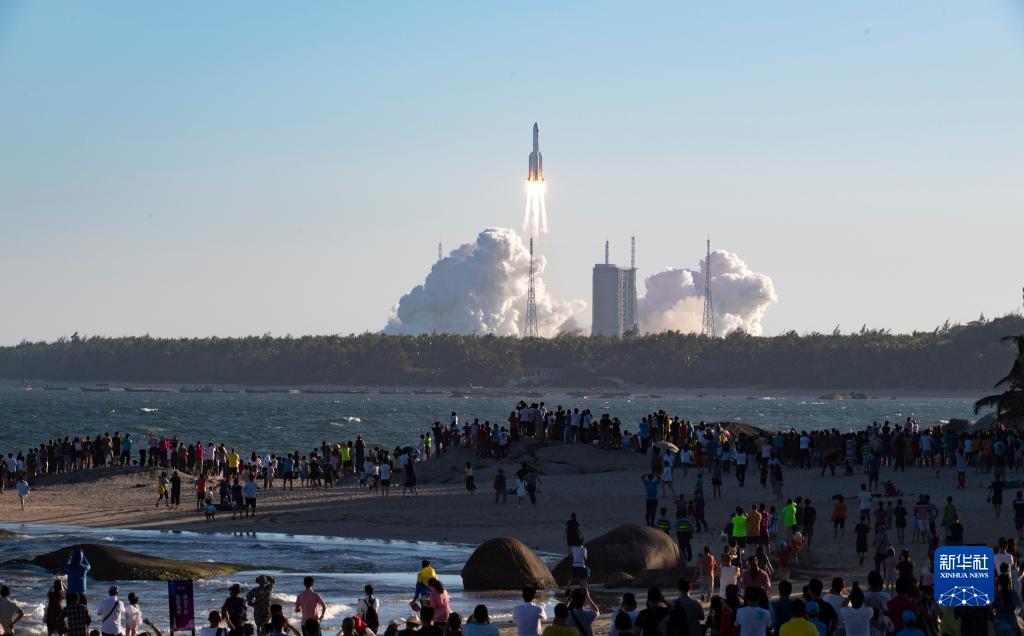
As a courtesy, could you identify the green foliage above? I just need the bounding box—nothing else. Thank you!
[3,315,1024,389]
[974,335,1024,421]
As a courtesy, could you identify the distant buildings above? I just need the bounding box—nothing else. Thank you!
[591,239,639,337]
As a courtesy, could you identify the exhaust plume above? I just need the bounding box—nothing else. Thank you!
[639,249,777,335]
[386,227,584,336]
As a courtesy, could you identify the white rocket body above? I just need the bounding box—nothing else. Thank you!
[528,122,543,181]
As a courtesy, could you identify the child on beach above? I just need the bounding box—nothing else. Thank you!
[776,541,791,581]
[16,477,29,510]
[156,472,170,508]
[883,548,898,591]
[464,463,476,494]
[413,560,436,603]
[204,495,217,521]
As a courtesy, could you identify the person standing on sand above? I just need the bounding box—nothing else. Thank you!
[65,549,91,596]
[195,473,208,511]
[698,547,717,602]
[403,459,418,497]
[96,585,125,636]
[711,460,723,499]
[244,474,258,518]
[539,604,575,636]
[511,586,546,636]
[566,589,599,636]
[493,469,506,505]
[854,515,870,566]
[565,513,583,554]
[831,497,848,539]
[156,472,170,508]
[247,576,275,635]
[170,471,182,509]
[45,579,66,636]
[0,586,25,635]
[16,476,29,509]
[62,592,92,636]
[123,593,159,636]
[294,577,326,636]
[356,585,381,634]
[990,473,1005,518]
[642,474,661,527]
[464,463,475,495]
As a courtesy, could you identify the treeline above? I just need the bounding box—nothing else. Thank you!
[2,315,1023,389]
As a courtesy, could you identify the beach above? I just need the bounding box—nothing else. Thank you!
[1,438,1003,584]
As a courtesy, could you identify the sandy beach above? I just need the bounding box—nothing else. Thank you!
[0,439,1003,589]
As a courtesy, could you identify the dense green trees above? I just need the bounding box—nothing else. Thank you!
[2,315,1022,389]
[974,335,1024,423]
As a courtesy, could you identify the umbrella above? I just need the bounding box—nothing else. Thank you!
[654,441,680,453]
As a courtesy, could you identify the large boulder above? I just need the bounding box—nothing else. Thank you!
[552,525,679,585]
[461,537,557,590]
[15,544,246,581]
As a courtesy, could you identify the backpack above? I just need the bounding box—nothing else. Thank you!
[363,596,379,632]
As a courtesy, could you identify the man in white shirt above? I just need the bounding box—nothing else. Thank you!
[857,484,872,516]
[97,585,125,636]
[511,586,547,636]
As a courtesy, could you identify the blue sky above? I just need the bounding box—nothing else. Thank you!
[1,2,1022,343]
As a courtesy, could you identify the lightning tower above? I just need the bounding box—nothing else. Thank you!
[701,238,716,337]
[437,242,442,262]
[524,237,539,337]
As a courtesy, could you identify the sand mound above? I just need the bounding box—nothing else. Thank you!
[16,544,246,581]
[461,537,557,590]
[552,524,679,584]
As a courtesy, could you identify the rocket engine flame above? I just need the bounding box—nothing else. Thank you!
[524,179,548,238]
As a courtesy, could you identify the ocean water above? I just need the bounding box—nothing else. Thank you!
[0,523,559,635]
[0,386,979,455]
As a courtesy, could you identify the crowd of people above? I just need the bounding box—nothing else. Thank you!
[7,402,1024,635]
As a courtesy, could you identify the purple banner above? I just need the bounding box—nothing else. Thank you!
[168,580,195,632]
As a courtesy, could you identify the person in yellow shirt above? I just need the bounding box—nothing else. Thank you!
[414,560,437,602]
[779,599,819,636]
[227,449,240,478]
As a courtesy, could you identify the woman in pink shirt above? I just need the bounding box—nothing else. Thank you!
[427,578,451,623]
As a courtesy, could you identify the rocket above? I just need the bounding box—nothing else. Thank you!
[528,122,543,181]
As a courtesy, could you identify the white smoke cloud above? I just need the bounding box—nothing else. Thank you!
[639,250,777,335]
[385,227,585,337]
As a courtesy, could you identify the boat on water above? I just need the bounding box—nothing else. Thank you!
[378,388,409,395]
[412,389,446,395]
[80,384,110,392]
[124,387,172,393]
[179,386,214,393]
[340,388,370,394]
[451,389,545,399]
[43,385,68,391]
[566,389,632,398]
[300,388,342,394]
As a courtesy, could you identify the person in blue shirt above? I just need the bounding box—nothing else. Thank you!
[642,474,661,527]
[121,434,133,466]
[64,548,91,595]
[804,602,827,636]
[895,611,925,636]
[638,419,651,453]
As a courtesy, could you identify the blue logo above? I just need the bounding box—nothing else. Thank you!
[935,546,994,606]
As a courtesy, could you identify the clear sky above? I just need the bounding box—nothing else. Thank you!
[2,2,1023,344]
